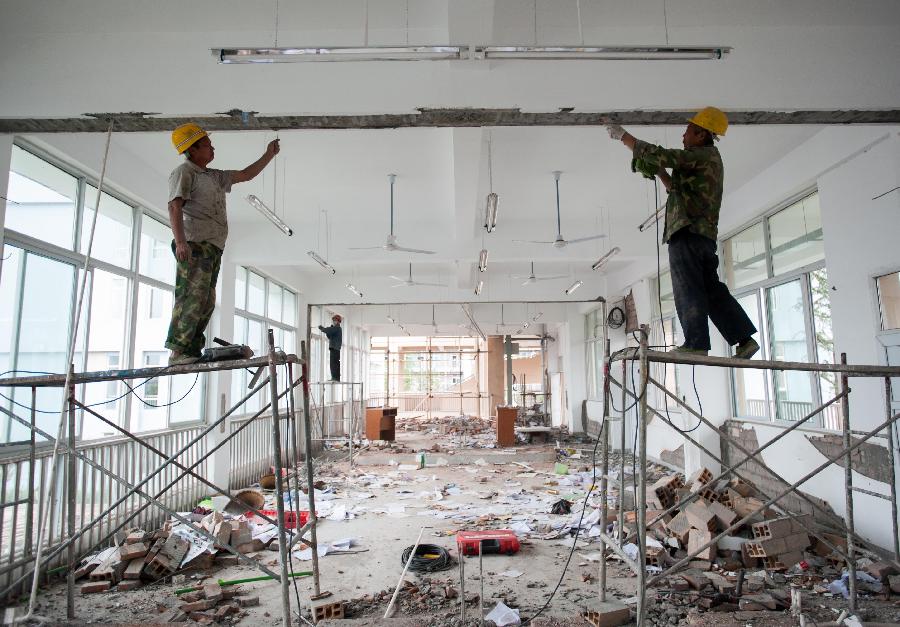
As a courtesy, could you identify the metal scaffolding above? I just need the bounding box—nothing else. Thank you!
[599,324,900,626]
[0,331,322,626]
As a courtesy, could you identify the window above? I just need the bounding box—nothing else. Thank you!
[2,143,208,441]
[651,271,680,410]
[232,267,299,414]
[722,191,838,428]
[584,308,605,400]
[877,272,900,331]
[5,145,78,249]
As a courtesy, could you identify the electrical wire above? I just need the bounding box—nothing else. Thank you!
[400,544,452,573]
[522,413,605,624]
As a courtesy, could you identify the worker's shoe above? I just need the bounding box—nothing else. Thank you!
[669,345,708,356]
[734,338,760,360]
[168,350,200,366]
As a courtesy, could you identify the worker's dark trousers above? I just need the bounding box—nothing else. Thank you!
[329,348,340,381]
[668,228,756,351]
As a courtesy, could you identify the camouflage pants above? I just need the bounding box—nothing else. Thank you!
[165,241,223,356]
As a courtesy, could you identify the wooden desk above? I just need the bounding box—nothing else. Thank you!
[365,406,397,441]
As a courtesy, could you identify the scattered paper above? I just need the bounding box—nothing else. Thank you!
[294,537,357,561]
[499,569,524,578]
[485,601,521,626]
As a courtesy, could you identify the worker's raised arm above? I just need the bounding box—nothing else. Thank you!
[168,198,191,262]
[231,139,280,184]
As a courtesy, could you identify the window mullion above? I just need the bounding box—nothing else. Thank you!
[800,272,823,424]
[762,216,774,281]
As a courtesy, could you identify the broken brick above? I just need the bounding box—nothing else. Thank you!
[707,500,738,530]
[80,581,111,594]
[116,580,142,591]
[684,500,716,532]
[237,596,260,608]
[865,561,899,581]
[119,542,149,561]
[688,528,715,561]
[738,593,777,610]
[180,599,217,612]
[202,582,223,603]
[664,511,692,545]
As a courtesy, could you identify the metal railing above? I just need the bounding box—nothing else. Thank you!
[0,425,206,597]
[599,326,900,626]
[745,398,843,430]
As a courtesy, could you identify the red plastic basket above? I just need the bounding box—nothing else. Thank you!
[245,509,311,529]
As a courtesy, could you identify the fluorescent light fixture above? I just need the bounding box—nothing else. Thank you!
[638,205,666,232]
[591,247,621,271]
[477,45,730,61]
[474,279,484,296]
[565,280,583,295]
[387,316,396,324]
[522,321,530,329]
[532,312,544,322]
[246,195,293,236]
[214,46,466,64]
[460,305,487,341]
[346,283,363,298]
[307,251,335,274]
[484,193,499,233]
[478,248,489,272]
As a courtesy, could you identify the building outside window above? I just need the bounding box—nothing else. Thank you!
[721,191,838,429]
[1,142,204,442]
[584,307,605,400]
[231,266,298,415]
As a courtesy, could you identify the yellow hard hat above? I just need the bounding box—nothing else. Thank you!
[171,123,208,154]
[687,106,728,137]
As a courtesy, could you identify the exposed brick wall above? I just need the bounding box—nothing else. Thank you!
[806,433,892,484]
[660,444,685,470]
[720,420,844,531]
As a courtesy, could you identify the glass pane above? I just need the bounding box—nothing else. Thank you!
[9,253,75,442]
[80,269,129,438]
[139,215,175,284]
[133,284,174,432]
[81,185,133,268]
[877,272,900,331]
[6,145,78,249]
[732,292,770,418]
[283,290,297,326]
[723,222,767,289]
[234,267,247,311]
[267,284,283,323]
[769,193,824,276]
[169,372,204,424]
[247,272,265,315]
[0,247,22,380]
[658,270,675,317]
[283,330,296,355]
[768,279,814,422]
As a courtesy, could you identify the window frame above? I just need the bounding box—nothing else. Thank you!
[2,139,206,441]
[720,188,836,429]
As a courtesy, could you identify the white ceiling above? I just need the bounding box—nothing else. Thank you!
[2,0,898,304]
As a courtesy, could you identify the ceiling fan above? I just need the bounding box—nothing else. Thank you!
[514,171,606,249]
[389,263,448,288]
[349,174,436,255]
[512,261,568,287]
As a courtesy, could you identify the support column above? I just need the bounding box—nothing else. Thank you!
[487,336,504,415]
[0,135,13,280]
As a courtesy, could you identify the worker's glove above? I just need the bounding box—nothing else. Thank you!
[606,124,626,141]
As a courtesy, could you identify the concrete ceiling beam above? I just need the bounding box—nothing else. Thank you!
[3,108,900,133]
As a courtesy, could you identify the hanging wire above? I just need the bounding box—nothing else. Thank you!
[274,0,280,47]
[363,0,369,47]
[533,0,538,45]
[488,132,494,192]
[663,0,669,45]
[405,0,409,45]
[576,0,584,46]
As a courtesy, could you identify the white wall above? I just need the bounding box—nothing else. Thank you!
[603,127,900,550]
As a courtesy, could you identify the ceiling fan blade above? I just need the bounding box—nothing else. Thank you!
[412,282,448,287]
[390,284,408,288]
[349,245,384,250]
[387,275,406,282]
[521,278,536,287]
[533,275,568,281]
[513,239,555,245]
[564,234,607,244]
[392,245,436,254]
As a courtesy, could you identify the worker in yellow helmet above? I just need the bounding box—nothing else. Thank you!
[607,107,759,359]
[165,123,280,365]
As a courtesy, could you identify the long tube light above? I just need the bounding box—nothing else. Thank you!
[346,283,363,298]
[474,279,484,296]
[477,45,731,61]
[478,249,489,272]
[214,46,466,64]
[638,204,666,232]
[307,251,335,274]
[484,193,499,233]
[532,312,544,322]
[591,247,621,271]
[246,195,293,236]
[387,315,396,324]
[565,280,583,295]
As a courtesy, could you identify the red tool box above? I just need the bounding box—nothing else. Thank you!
[456,530,521,557]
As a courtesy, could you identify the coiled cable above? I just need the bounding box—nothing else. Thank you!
[400,544,452,573]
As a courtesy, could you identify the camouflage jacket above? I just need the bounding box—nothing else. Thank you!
[632,139,724,243]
